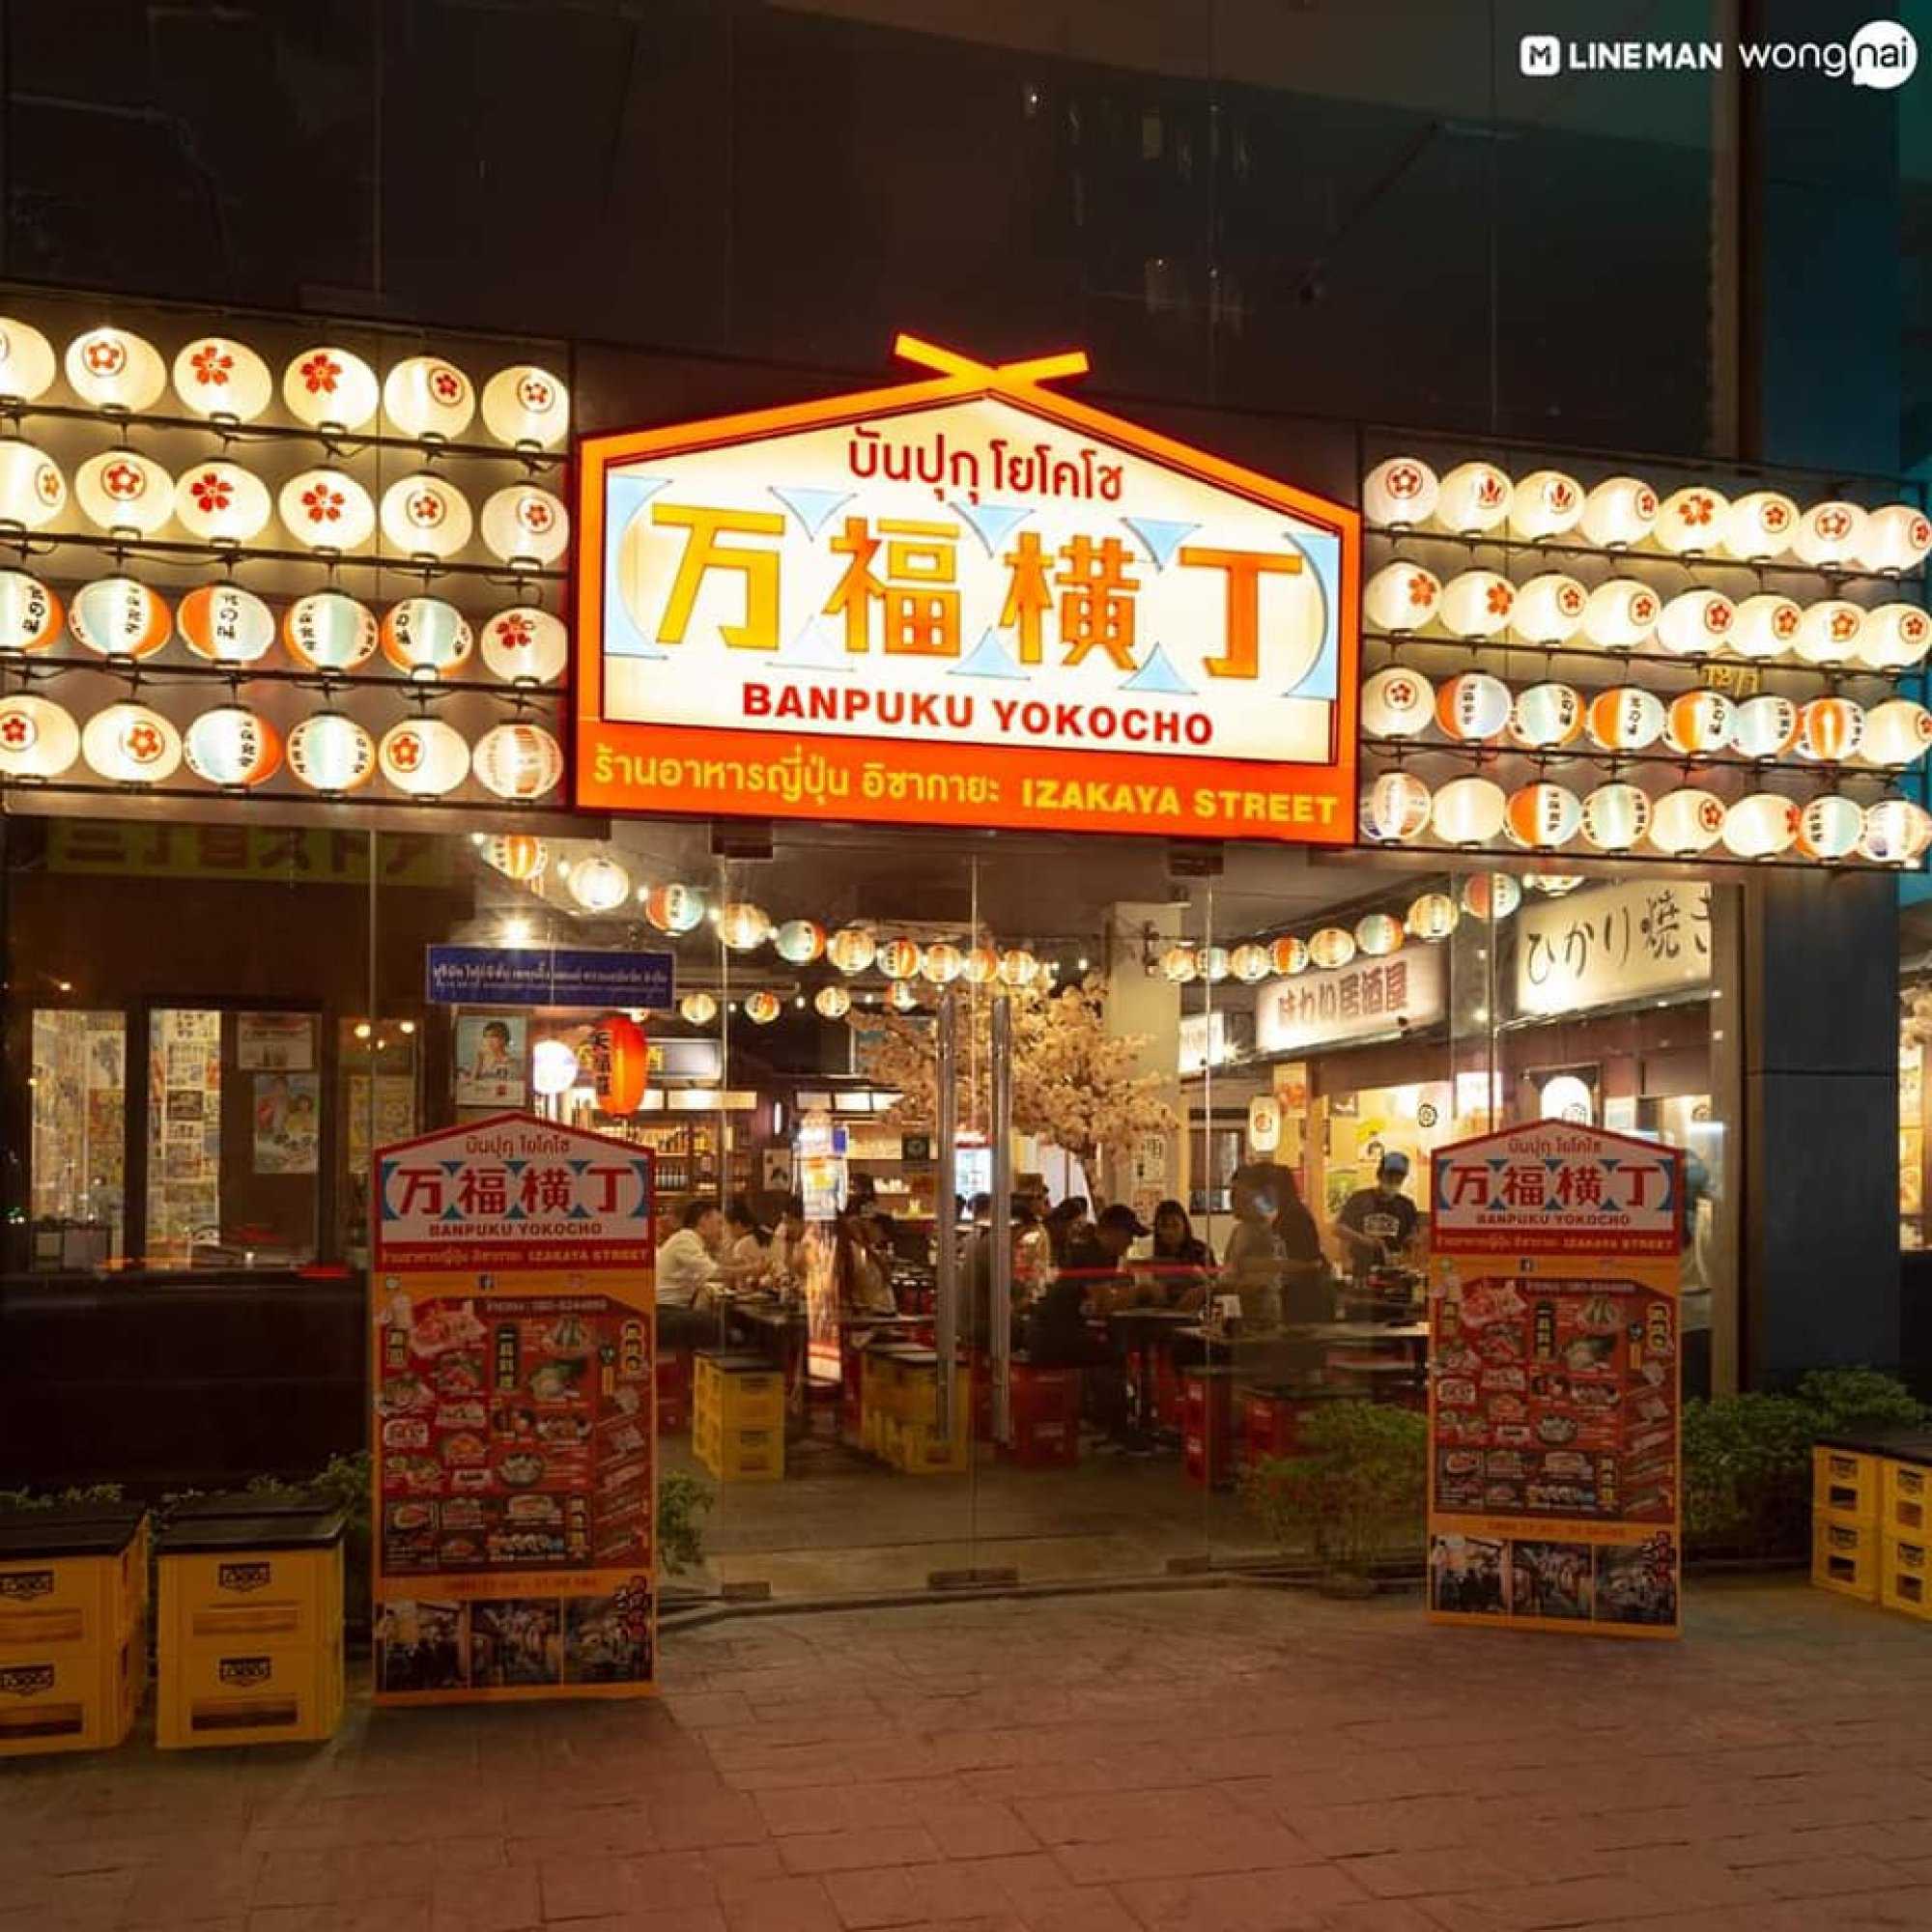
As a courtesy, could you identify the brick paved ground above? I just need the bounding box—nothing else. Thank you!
[5,1576,1932,1931]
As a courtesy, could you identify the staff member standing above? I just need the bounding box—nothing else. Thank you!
[1335,1152,1419,1278]
[655,1200,722,1348]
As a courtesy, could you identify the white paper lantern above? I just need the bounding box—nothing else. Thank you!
[1856,504,1932,576]
[1504,783,1581,849]
[172,460,271,545]
[0,694,78,777]
[885,981,923,1013]
[1438,569,1515,639]
[1510,573,1588,644]
[1363,561,1440,633]
[480,606,568,684]
[1406,893,1459,941]
[1460,873,1521,922]
[1729,593,1804,661]
[1579,474,1658,550]
[1795,696,1864,763]
[1195,945,1232,983]
[922,942,964,984]
[1229,942,1272,983]
[379,718,470,796]
[480,834,548,881]
[1159,944,1198,984]
[1360,772,1432,842]
[680,991,720,1026]
[471,723,564,801]
[1580,578,1662,650]
[1730,695,1801,760]
[64,327,165,412]
[1793,500,1868,570]
[1794,600,1866,668]
[1434,671,1512,742]
[1652,485,1730,555]
[1248,1095,1283,1152]
[1656,588,1736,657]
[380,597,473,679]
[1662,690,1736,756]
[481,365,570,449]
[480,485,570,566]
[1434,462,1512,534]
[1308,927,1355,971]
[69,577,171,660]
[1722,793,1800,859]
[1796,795,1865,861]
[566,856,633,913]
[380,473,473,560]
[644,886,707,934]
[532,1039,582,1096]
[1430,776,1507,845]
[1354,914,1405,958]
[287,712,376,792]
[1857,603,1932,670]
[1862,798,1932,864]
[829,927,878,974]
[1648,788,1727,856]
[74,450,173,536]
[1507,469,1585,541]
[82,701,181,784]
[0,440,66,527]
[813,985,852,1020]
[1585,686,1666,753]
[277,468,376,551]
[0,571,61,653]
[177,583,275,665]
[184,706,282,787]
[1269,935,1309,976]
[1508,682,1584,751]
[719,902,772,952]
[1720,491,1801,561]
[1580,782,1653,852]
[999,948,1038,986]
[0,319,56,401]
[1860,699,1932,768]
[775,920,827,965]
[283,591,379,672]
[1363,456,1439,526]
[171,336,272,422]
[964,947,1000,984]
[282,346,380,432]
[1360,666,1435,739]
[384,355,476,440]
[870,936,918,979]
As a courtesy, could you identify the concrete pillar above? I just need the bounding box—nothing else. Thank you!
[1102,901,1183,1218]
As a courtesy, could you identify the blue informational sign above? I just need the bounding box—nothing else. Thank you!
[425,946,675,1009]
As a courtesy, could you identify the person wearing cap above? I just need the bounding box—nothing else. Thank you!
[1061,1202,1148,1309]
[1336,1151,1420,1279]
[1027,1202,1141,1444]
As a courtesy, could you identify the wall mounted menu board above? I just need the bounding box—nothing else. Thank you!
[1426,1121,1683,1639]
[370,1113,656,1704]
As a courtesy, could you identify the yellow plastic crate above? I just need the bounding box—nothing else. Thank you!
[1814,1446,1880,1526]
[1812,1516,1880,1601]
[0,1644,131,1757]
[895,1366,972,1430]
[0,1509,147,1652]
[1885,1460,1931,1539]
[1882,1536,1932,1619]
[693,1423,784,1482]
[160,1542,342,1653]
[156,1640,343,1750]
[881,1416,968,1476]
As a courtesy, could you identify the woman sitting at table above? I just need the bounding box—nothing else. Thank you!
[718,1196,771,1292]
[1146,1199,1212,1309]
[835,1202,898,1316]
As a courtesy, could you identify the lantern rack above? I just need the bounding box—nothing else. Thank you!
[1355,833,1915,874]
[0,655,566,702]
[0,774,559,812]
[1361,739,1911,785]
[1362,627,1919,688]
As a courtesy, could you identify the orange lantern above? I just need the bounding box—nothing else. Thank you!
[589,1013,649,1114]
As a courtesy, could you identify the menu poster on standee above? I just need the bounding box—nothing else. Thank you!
[369,1114,658,1704]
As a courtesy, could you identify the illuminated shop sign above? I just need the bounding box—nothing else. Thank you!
[576,337,1359,842]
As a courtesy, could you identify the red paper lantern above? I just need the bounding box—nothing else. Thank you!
[589,1012,649,1115]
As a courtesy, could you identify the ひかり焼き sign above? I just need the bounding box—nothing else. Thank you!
[574,336,1359,842]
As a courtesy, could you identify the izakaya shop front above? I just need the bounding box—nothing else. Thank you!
[1,296,1925,1599]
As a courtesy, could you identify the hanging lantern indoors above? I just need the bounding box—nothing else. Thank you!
[1730,695,1801,760]
[1308,927,1355,971]
[480,607,568,685]
[1507,469,1585,541]
[567,855,634,913]
[1648,788,1727,856]
[921,942,964,984]
[718,902,772,952]
[1793,499,1867,569]
[1860,699,1932,769]
[1508,682,1584,751]
[803,983,847,1021]
[0,571,61,654]
[380,473,474,559]
[0,695,79,778]
[1584,686,1665,753]
[1719,490,1800,561]
[69,577,171,660]
[644,884,706,934]
[1580,783,1653,852]
[481,365,571,449]
[1651,486,1728,554]
[1437,570,1514,639]
[680,992,719,1026]
[1504,782,1582,850]
[64,327,165,411]
[1354,913,1405,957]
[1580,578,1661,650]
[1863,798,1932,864]
[1360,666,1435,739]
[885,981,923,1013]
[1795,696,1864,763]
[1433,461,1512,533]
[282,346,380,432]
[827,925,877,973]
[1794,601,1866,668]
[1360,771,1432,842]
[1859,604,1932,670]
[1229,942,1271,983]
[878,937,922,979]
[1269,935,1310,976]
[286,712,376,792]
[74,450,174,536]
[964,946,1000,984]
[1434,670,1512,742]
[471,722,564,801]
[1406,893,1458,942]
[1729,593,1804,661]
[1363,563,1440,633]
[1247,1094,1283,1153]
[1196,945,1232,983]
[1662,690,1737,756]
[1460,872,1522,922]
[531,1038,582,1097]
[481,834,548,881]
[184,706,282,788]
[1796,795,1865,861]
[82,701,181,784]
[1579,474,1658,549]
[774,919,826,964]
[1721,793,1801,860]
[173,460,271,545]
[1431,776,1508,845]
[0,440,66,527]
[1362,455,1439,526]
[1510,573,1588,644]
[171,336,272,422]
[380,596,474,679]
[1858,504,1932,575]
[0,318,56,401]
[278,468,376,551]
[378,717,470,796]
[283,590,379,672]
[589,1013,649,1113]
[998,948,1038,986]
[1656,588,1736,657]
[480,485,570,566]
[384,355,476,440]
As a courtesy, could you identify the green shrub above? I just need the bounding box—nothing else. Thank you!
[1241,1401,1426,1577]
[1793,1367,1928,1438]
[0,1483,125,1514]
[659,1469,714,1577]
[1682,1393,1816,1556]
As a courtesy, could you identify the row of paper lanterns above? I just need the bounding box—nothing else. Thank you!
[1364,456,1931,575]
[1362,668,1932,767]
[0,318,569,447]
[1363,562,1929,668]
[0,693,563,798]
[0,443,568,564]
[1357,768,1932,865]
[0,573,567,683]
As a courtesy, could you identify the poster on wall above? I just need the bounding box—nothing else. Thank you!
[253,1072,320,1175]
[1427,1121,1683,1640]
[370,1115,656,1706]
[454,1014,529,1109]
[237,1012,316,1071]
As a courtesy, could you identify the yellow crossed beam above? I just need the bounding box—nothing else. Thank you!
[892,333,1090,391]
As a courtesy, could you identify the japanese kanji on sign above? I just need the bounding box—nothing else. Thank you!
[369,1115,657,1705]
[1426,1122,1684,1640]
[574,335,1359,841]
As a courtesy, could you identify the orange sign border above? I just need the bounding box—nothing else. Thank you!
[572,337,1361,843]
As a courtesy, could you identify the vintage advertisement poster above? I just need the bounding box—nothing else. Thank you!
[575,336,1359,843]
[370,1115,657,1705]
[1427,1122,1684,1640]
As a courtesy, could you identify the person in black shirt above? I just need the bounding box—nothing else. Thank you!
[1336,1151,1420,1279]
